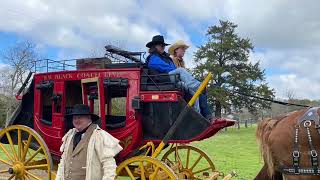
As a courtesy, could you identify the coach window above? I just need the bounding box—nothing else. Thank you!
[104,78,128,130]
[38,81,54,125]
[81,80,100,117]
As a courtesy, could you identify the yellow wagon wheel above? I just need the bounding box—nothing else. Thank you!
[161,145,216,179]
[0,125,53,180]
[116,156,178,180]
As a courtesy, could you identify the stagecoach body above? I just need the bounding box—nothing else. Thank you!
[1,46,235,179]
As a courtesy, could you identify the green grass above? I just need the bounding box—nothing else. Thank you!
[0,145,45,162]
[190,125,263,180]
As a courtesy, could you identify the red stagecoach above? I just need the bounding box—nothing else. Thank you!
[1,46,235,179]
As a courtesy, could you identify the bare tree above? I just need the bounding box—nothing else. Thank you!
[285,89,295,102]
[0,68,13,94]
[0,41,38,122]
[1,41,37,96]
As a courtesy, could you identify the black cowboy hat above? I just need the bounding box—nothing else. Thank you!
[146,35,170,48]
[65,104,99,121]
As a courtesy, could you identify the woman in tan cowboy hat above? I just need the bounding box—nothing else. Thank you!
[168,40,190,68]
[168,40,214,121]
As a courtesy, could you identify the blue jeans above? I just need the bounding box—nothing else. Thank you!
[169,68,212,119]
[183,88,201,113]
[169,68,200,92]
[187,89,212,119]
[199,93,212,119]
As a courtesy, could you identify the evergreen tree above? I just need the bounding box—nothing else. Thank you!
[194,20,274,117]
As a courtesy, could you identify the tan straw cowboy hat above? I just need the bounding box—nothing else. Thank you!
[168,40,190,55]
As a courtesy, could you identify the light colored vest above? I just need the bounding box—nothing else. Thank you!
[64,124,96,180]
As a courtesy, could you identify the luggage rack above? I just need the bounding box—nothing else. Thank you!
[32,58,77,72]
[32,45,146,73]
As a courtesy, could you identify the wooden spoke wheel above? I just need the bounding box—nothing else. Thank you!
[0,125,53,180]
[116,156,178,180]
[161,145,216,179]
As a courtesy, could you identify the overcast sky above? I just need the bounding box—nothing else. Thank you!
[0,0,319,99]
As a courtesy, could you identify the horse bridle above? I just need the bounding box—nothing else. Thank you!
[279,107,320,175]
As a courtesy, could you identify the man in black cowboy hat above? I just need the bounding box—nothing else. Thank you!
[67,104,99,140]
[56,104,122,180]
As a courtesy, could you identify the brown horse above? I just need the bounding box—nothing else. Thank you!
[255,108,320,180]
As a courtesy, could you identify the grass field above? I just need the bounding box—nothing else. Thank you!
[190,125,263,180]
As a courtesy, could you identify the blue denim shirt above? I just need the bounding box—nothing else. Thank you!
[147,54,176,73]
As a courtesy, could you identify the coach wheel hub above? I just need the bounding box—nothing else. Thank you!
[8,162,25,177]
[162,145,217,179]
[178,169,193,178]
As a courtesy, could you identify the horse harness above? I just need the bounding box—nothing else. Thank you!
[280,107,320,175]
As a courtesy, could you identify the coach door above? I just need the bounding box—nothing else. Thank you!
[81,77,102,124]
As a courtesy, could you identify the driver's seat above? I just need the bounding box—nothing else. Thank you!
[140,67,181,91]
